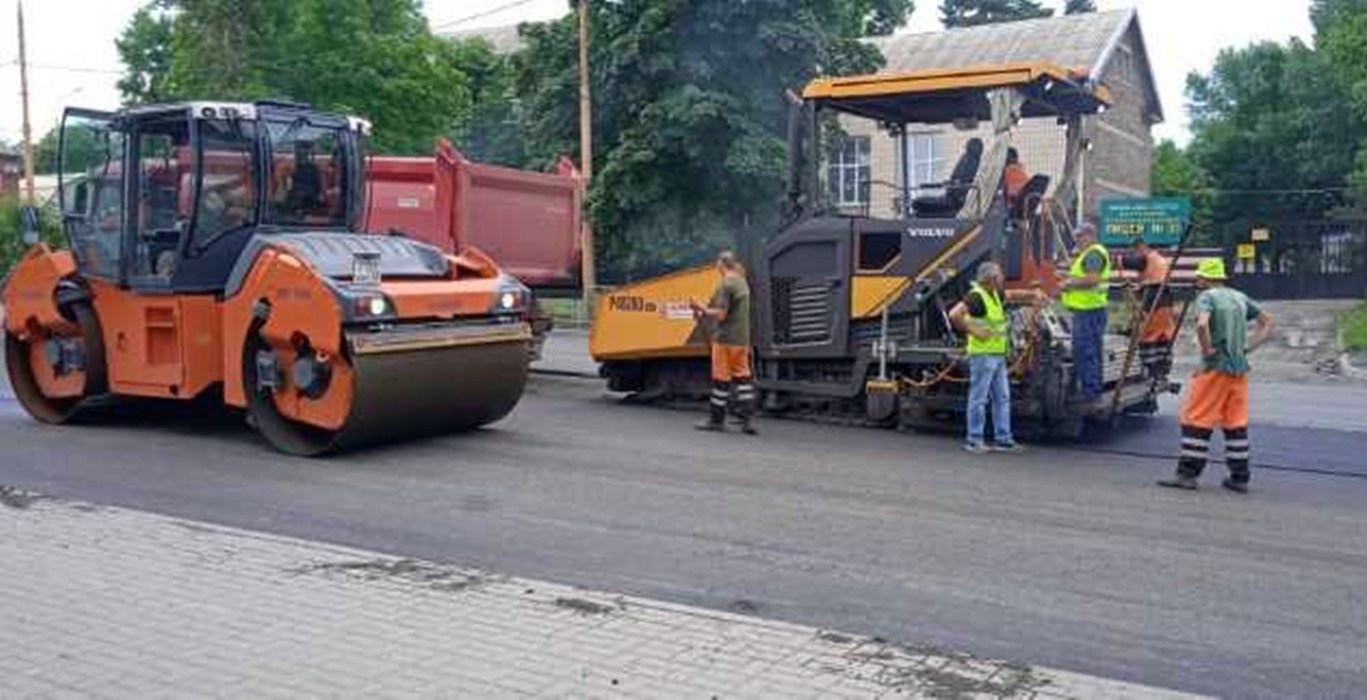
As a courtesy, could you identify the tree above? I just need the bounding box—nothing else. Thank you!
[115,5,175,105]
[114,0,475,154]
[1185,40,1361,223]
[1064,0,1096,14]
[1151,140,1212,232]
[32,126,102,175]
[939,0,1052,28]
[1311,0,1367,34]
[1314,1,1367,202]
[450,38,525,166]
[509,0,913,282]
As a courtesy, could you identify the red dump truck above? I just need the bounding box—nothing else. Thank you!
[365,141,584,360]
[365,140,583,294]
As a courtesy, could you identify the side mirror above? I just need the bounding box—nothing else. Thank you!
[20,206,40,246]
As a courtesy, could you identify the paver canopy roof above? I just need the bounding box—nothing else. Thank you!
[802,62,1110,124]
[868,8,1161,123]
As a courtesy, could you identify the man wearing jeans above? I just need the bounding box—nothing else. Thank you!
[949,262,1023,453]
[1061,223,1112,402]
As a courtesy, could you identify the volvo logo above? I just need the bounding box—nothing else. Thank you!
[905,226,957,239]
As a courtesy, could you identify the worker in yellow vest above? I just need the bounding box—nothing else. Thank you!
[1061,223,1112,402]
[949,262,1024,453]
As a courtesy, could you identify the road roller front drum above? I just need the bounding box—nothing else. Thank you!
[4,303,107,425]
[243,320,531,456]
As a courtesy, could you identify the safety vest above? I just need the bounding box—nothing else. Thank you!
[1063,243,1112,311]
[966,282,1008,356]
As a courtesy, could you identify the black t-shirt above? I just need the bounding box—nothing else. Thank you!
[965,294,987,318]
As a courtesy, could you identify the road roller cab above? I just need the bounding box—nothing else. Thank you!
[2,101,533,455]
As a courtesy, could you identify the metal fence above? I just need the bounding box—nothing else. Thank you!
[1221,219,1367,300]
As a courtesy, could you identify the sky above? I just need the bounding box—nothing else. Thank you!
[2,0,1315,151]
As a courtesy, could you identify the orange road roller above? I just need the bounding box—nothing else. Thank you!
[1,101,532,455]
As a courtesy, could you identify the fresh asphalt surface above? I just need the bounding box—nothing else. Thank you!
[2,343,1366,698]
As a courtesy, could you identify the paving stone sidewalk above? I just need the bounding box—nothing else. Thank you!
[0,487,1204,699]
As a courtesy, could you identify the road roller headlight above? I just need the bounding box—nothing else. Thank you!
[492,281,529,314]
[352,294,393,319]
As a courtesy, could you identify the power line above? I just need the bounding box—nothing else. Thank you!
[431,0,542,32]
[0,61,121,75]
[27,63,123,75]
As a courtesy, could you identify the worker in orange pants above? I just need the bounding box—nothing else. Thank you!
[691,251,757,435]
[1127,241,1178,377]
[1159,259,1273,493]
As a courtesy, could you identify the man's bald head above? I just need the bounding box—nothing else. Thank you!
[717,251,740,272]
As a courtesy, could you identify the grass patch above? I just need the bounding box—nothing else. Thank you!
[1342,302,1367,352]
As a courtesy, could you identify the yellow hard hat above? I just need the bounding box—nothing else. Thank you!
[1195,258,1228,281]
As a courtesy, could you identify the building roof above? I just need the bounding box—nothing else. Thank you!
[868,9,1162,122]
[444,24,524,54]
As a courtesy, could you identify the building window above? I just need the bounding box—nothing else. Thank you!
[829,136,870,208]
[904,134,947,199]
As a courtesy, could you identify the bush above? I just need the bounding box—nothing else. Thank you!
[0,196,65,277]
[1342,302,1367,352]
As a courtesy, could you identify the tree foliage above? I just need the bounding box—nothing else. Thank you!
[939,0,1051,28]
[1314,0,1367,203]
[495,0,913,281]
[116,6,175,105]
[115,0,474,154]
[449,38,524,166]
[1,196,65,274]
[1151,140,1212,231]
[1184,39,1361,223]
[1064,0,1096,15]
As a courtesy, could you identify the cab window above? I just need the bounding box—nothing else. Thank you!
[191,119,258,251]
[266,120,347,228]
[858,231,902,272]
[131,119,192,280]
[60,114,125,280]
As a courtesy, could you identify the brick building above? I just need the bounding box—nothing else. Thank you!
[836,9,1162,221]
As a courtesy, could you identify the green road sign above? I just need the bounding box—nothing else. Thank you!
[1099,197,1190,247]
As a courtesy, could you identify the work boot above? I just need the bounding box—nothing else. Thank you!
[1157,474,1199,490]
[694,418,725,433]
[696,402,726,433]
[738,420,758,436]
[1222,478,1249,495]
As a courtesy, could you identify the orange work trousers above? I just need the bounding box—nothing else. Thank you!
[710,344,753,382]
[1180,370,1250,430]
[1141,305,1178,344]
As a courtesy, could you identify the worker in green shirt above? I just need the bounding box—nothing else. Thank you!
[1159,259,1274,494]
[690,251,757,435]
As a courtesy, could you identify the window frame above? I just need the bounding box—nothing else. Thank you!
[903,132,947,200]
[828,135,871,209]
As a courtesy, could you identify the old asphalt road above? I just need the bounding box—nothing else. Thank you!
[1,346,1366,698]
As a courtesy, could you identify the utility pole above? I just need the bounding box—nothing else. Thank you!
[577,0,597,304]
[18,0,37,206]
